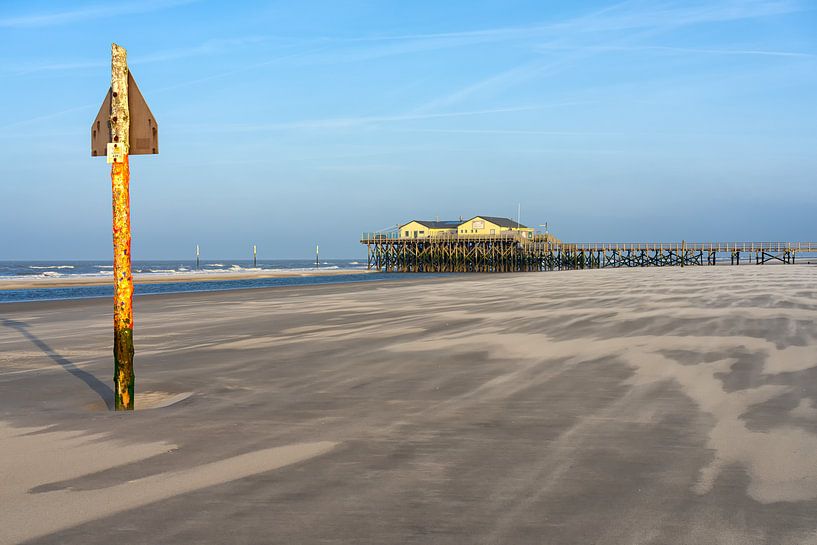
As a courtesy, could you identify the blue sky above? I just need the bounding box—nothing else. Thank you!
[0,0,815,259]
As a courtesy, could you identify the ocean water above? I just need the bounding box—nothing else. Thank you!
[0,259,395,304]
[0,259,365,279]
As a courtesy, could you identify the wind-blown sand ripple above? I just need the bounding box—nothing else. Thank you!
[1,266,817,544]
[0,422,336,545]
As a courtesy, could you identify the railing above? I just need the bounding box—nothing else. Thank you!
[359,235,817,252]
[360,232,400,240]
[531,242,817,252]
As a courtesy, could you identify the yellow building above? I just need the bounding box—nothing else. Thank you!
[458,216,534,238]
[399,220,460,239]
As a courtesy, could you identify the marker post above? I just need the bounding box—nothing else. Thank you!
[92,43,159,410]
[110,44,134,410]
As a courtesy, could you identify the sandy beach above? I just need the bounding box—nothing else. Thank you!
[2,266,817,544]
[0,268,371,290]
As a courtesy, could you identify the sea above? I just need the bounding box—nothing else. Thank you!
[0,259,411,304]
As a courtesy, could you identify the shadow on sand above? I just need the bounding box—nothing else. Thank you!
[2,318,114,410]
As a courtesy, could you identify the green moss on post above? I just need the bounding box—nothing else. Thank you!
[114,327,135,410]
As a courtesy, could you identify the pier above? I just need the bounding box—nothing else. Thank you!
[361,234,817,273]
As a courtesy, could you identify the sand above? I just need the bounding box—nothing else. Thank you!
[0,268,371,290]
[0,421,335,545]
[1,266,817,544]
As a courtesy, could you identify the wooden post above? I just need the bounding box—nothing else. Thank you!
[253,244,257,268]
[110,43,134,411]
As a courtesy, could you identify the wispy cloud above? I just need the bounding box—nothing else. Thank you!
[264,5,624,66]
[411,60,560,114]
[310,0,804,64]
[410,0,808,113]
[314,164,407,173]
[2,0,810,136]
[534,44,816,59]
[6,36,274,75]
[545,0,803,33]
[149,44,332,93]
[134,36,272,65]
[0,103,96,131]
[388,128,627,137]
[8,1,807,76]
[0,0,198,28]
[179,105,552,134]
[0,42,322,128]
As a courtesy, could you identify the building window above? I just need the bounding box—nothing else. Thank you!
[404,231,409,237]
[490,229,495,235]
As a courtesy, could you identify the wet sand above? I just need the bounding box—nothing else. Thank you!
[0,268,371,290]
[2,266,817,544]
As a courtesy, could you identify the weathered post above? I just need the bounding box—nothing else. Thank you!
[196,244,200,269]
[253,244,257,268]
[110,44,134,410]
[92,43,158,411]
[316,244,320,268]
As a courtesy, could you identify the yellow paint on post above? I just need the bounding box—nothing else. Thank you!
[111,156,132,331]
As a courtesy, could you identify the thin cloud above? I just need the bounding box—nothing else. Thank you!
[133,36,273,64]
[648,45,815,58]
[389,128,627,137]
[0,0,198,28]
[0,103,96,131]
[546,0,804,34]
[269,4,627,66]
[314,164,407,173]
[36,0,788,72]
[150,44,332,93]
[5,36,275,75]
[411,0,807,113]
[412,60,555,114]
[0,42,324,129]
[182,106,553,133]
[316,0,804,62]
[3,1,809,133]
[535,44,816,59]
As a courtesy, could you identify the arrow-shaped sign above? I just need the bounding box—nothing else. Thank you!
[91,71,158,157]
